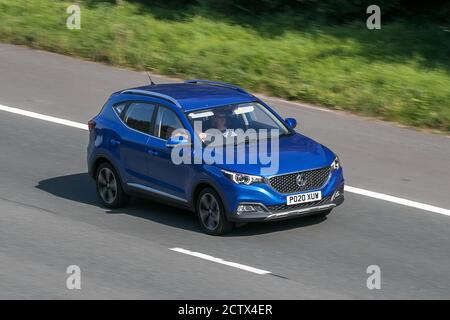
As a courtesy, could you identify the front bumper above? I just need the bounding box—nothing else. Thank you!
[228,185,344,222]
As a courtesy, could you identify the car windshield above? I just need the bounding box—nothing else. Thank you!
[187,102,289,144]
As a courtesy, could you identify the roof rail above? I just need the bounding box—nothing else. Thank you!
[185,79,250,95]
[120,89,183,109]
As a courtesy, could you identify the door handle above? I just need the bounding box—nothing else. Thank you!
[110,139,121,146]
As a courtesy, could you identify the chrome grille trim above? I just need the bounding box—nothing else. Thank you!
[265,203,336,220]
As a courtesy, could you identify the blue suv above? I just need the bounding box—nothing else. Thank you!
[87,80,344,235]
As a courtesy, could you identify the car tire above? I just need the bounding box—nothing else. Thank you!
[95,162,128,209]
[196,188,233,235]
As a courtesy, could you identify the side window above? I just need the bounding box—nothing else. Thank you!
[123,102,156,134]
[113,103,127,119]
[154,106,184,140]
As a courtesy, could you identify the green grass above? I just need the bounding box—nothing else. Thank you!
[1,0,449,132]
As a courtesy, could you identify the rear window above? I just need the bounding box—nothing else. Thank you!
[123,102,156,134]
[113,103,126,118]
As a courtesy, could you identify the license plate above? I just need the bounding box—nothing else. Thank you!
[287,191,322,205]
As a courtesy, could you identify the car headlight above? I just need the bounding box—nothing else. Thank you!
[331,156,341,171]
[221,170,264,185]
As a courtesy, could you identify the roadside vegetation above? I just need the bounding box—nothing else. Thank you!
[0,0,449,131]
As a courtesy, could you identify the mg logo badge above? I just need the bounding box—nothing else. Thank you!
[296,173,307,187]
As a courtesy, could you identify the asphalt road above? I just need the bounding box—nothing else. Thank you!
[0,43,449,299]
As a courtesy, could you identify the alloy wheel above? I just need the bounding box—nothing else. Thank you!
[97,167,118,204]
[198,192,220,231]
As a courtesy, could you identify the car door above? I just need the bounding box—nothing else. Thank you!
[118,101,156,185]
[146,105,191,201]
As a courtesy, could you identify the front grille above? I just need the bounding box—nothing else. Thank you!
[267,167,331,194]
[266,195,332,213]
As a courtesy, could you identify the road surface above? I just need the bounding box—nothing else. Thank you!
[0,43,449,299]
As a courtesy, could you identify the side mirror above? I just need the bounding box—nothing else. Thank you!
[166,135,191,148]
[285,118,297,129]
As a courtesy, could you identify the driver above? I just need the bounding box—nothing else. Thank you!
[211,111,228,132]
[198,111,229,141]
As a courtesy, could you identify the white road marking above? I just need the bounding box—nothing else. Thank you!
[1,104,450,217]
[0,104,88,130]
[170,248,272,275]
[344,186,450,216]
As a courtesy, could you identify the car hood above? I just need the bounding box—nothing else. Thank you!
[212,133,335,177]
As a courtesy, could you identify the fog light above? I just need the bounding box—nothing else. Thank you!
[237,204,266,215]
